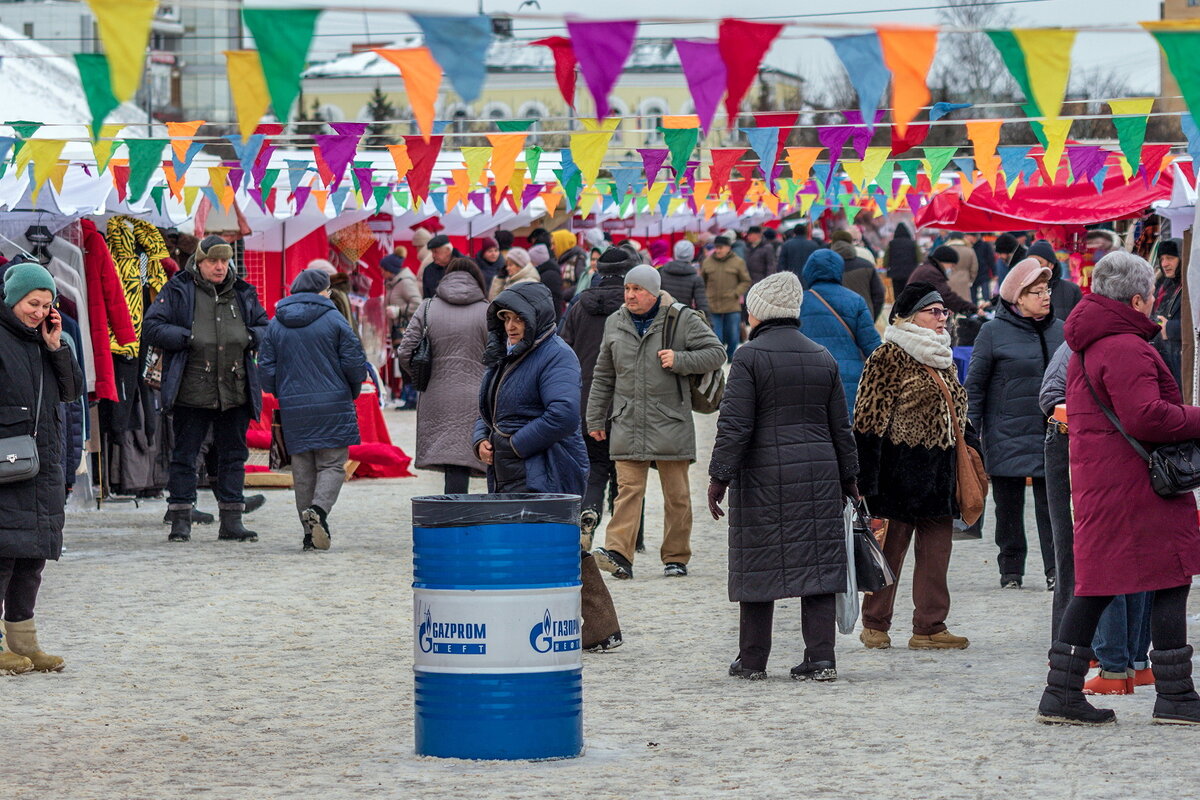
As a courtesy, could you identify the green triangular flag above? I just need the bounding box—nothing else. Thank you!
[8,121,42,157]
[259,168,280,194]
[372,185,390,212]
[241,8,320,121]
[837,192,860,222]
[125,138,169,202]
[496,119,536,133]
[662,127,698,184]
[986,31,1034,108]
[922,146,958,181]
[149,185,167,213]
[875,159,896,199]
[1149,27,1200,119]
[392,190,410,210]
[1113,116,1150,172]
[524,146,543,182]
[897,159,920,188]
[74,54,120,142]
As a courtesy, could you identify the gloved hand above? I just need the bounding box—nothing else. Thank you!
[841,478,860,501]
[708,480,728,521]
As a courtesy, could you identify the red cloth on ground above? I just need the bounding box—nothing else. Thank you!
[79,219,137,401]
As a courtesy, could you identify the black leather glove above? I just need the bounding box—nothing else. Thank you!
[708,480,728,520]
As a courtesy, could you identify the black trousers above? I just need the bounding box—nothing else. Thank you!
[738,594,836,671]
[167,405,250,507]
[1044,425,1075,642]
[991,475,1054,580]
[1059,584,1190,652]
[443,465,471,494]
[583,430,616,517]
[0,557,45,622]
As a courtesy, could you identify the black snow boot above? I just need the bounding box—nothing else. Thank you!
[1150,645,1200,725]
[244,494,266,514]
[217,503,259,542]
[166,506,192,542]
[1037,642,1117,725]
[162,508,214,525]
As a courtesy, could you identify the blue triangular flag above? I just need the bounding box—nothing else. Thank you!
[330,186,349,214]
[411,15,492,103]
[225,134,264,189]
[952,156,975,175]
[1182,114,1200,173]
[828,34,890,131]
[1091,164,1109,194]
[930,102,972,122]
[430,191,446,215]
[997,145,1032,182]
[741,126,780,184]
[285,159,311,192]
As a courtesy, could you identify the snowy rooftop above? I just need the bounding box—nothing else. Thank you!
[0,23,146,136]
[305,37,801,80]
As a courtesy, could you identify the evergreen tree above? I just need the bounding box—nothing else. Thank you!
[365,86,397,147]
[292,96,327,148]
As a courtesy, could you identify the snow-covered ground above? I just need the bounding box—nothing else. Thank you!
[7,408,1196,798]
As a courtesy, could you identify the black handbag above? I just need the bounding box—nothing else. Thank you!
[852,501,895,593]
[408,299,433,392]
[0,365,43,485]
[1080,351,1200,497]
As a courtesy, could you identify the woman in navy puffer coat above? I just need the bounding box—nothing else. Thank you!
[260,268,367,549]
[472,282,588,495]
[801,249,881,411]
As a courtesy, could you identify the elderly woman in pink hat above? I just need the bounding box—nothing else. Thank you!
[965,258,1065,591]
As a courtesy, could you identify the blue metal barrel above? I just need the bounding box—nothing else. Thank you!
[412,493,583,760]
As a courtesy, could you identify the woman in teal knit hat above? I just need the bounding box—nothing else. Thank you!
[0,257,83,675]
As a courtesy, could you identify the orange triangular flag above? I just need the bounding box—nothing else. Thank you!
[387,143,413,182]
[313,189,329,213]
[487,133,527,198]
[374,48,442,142]
[966,120,1003,187]
[164,162,186,200]
[166,120,205,163]
[540,190,562,216]
[876,26,938,136]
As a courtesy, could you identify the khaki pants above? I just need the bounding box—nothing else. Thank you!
[604,459,692,565]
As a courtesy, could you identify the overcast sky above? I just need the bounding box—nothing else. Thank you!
[290,0,1166,95]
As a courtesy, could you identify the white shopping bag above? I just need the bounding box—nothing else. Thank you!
[835,500,860,634]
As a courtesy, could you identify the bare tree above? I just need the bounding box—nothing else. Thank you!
[929,0,1019,107]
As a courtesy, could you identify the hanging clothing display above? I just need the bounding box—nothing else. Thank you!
[80,219,137,402]
[105,216,168,359]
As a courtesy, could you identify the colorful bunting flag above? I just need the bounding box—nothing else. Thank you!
[1040,118,1072,179]
[529,38,577,109]
[1109,98,1155,177]
[965,119,1002,186]
[124,138,167,202]
[374,49,442,142]
[921,146,958,181]
[638,149,670,187]
[929,102,971,122]
[565,19,637,120]
[662,126,699,184]
[890,122,929,157]
[460,146,493,187]
[225,51,271,141]
[412,15,492,103]
[718,19,783,127]
[1144,22,1200,118]
[312,133,359,191]
[988,29,1075,119]
[404,135,443,201]
[25,140,67,203]
[90,125,122,173]
[84,0,156,102]
[785,147,821,182]
[570,118,619,187]
[876,26,938,135]
[674,40,726,135]
[829,34,890,131]
[241,8,320,121]
[74,54,120,141]
[742,127,779,184]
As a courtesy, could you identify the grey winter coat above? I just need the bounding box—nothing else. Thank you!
[710,318,857,602]
[966,302,1064,477]
[398,271,489,473]
[587,293,726,461]
[657,260,710,320]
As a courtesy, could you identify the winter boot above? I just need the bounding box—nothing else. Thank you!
[1037,643,1117,725]
[244,494,266,514]
[1083,669,1134,695]
[0,626,33,675]
[579,509,599,551]
[791,660,837,682]
[166,506,192,542]
[1150,645,1200,725]
[728,659,767,680]
[217,503,258,542]
[162,507,214,525]
[1133,667,1155,687]
[860,628,891,649]
[301,506,330,551]
[3,618,64,672]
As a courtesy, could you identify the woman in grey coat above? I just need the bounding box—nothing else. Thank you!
[965,258,1064,591]
[709,272,858,682]
[398,258,489,493]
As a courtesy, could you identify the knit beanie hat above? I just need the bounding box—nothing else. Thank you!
[290,268,331,295]
[746,271,803,321]
[479,236,498,252]
[673,240,695,261]
[528,244,551,266]
[624,264,661,295]
[1159,239,1181,259]
[890,281,943,322]
[597,246,635,277]
[713,235,732,247]
[307,258,338,276]
[1000,258,1052,304]
[1027,240,1058,265]
[3,260,57,307]
[196,235,234,263]
[506,247,531,269]
[830,240,856,262]
[931,245,959,265]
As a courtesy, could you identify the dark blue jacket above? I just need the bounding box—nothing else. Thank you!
[144,269,269,419]
[259,293,367,455]
[473,282,588,495]
[801,249,881,410]
[779,236,819,279]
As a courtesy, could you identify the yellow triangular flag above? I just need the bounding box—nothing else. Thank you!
[571,118,620,188]
[1109,98,1155,118]
[667,197,685,216]
[799,194,816,216]
[26,140,68,202]
[48,162,69,195]
[646,181,667,208]
[460,147,493,188]
[1011,29,1077,119]
[85,0,156,102]
[224,51,271,142]
[862,147,891,189]
[842,160,867,191]
[1115,154,1133,180]
[183,186,201,214]
[1041,118,1072,180]
[92,124,122,173]
[509,166,528,202]
[578,190,600,218]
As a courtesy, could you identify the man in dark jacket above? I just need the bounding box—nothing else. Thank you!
[830,240,886,321]
[779,223,819,278]
[993,233,1027,283]
[144,235,269,544]
[657,241,710,322]
[421,235,460,298]
[529,244,564,321]
[744,226,777,285]
[1027,239,1082,321]
[966,233,996,305]
[908,246,979,317]
[260,268,367,551]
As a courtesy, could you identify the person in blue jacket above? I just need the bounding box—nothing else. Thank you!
[800,249,881,411]
[259,268,367,551]
[473,281,588,495]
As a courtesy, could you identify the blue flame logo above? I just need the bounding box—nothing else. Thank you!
[529,608,555,653]
[418,606,433,653]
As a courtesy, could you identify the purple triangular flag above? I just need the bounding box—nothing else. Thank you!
[566,19,638,120]
[842,110,885,158]
[638,148,670,187]
[353,167,374,193]
[1067,146,1106,184]
[906,193,923,216]
[818,125,854,174]
[313,134,360,191]
[294,185,311,212]
[522,183,544,208]
[329,122,368,138]
[470,192,486,212]
[228,167,244,191]
[674,39,725,135]
[247,188,267,213]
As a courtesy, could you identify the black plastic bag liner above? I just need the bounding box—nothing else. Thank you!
[412,493,581,528]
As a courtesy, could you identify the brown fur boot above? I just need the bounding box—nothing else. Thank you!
[4,618,64,672]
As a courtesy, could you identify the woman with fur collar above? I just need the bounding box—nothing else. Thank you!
[853,282,974,653]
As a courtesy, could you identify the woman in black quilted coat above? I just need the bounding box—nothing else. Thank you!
[708,272,858,682]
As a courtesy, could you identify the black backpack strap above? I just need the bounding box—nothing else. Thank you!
[1078,350,1153,464]
[661,302,686,403]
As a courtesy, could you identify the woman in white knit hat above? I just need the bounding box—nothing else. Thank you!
[708,272,860,682]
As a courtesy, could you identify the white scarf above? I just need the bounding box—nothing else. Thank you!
[884,321,954,369]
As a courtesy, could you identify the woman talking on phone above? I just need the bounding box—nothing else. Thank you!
[0,259,83,674]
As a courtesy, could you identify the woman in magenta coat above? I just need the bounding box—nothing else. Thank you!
[1037,252,1200,727]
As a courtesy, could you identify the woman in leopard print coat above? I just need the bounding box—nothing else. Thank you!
[852,282,973,652]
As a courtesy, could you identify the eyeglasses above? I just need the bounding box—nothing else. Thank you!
[1026,288,1053,299]
[920,307,951,319]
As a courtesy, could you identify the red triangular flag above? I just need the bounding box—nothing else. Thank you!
[728,178,753,208]
[710,148,745,192]
[405,135,443,202]
[530,37,577,109]
[753,111,798,161]
[719,19,783,128]
[891,123,929,157]
[111,163,130,202]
